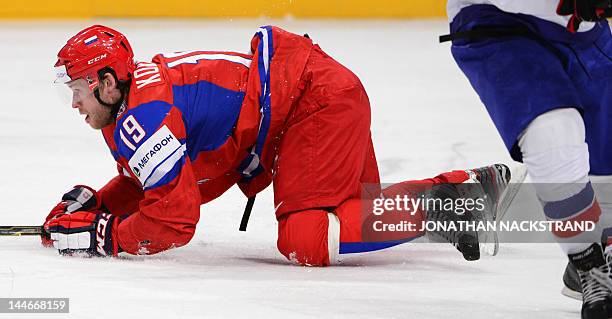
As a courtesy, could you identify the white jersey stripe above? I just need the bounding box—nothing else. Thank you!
[241,27,272,178]
[166,53,251,68]
[144,144,186,188]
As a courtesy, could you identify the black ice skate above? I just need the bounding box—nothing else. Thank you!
[425,182,482,261]
[469,163,523,222]
[426,164,523,261]
[563,261,583,301]
[568,243,612,319]
[562,244,612,302]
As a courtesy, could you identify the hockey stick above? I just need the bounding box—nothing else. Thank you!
[239,196,256,231]
[0,226,43,236]
[0,192,91,237]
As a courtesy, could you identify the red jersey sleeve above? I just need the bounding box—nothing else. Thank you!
[110,62,201,255]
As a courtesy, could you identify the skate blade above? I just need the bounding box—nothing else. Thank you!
[561,286,582,301]
[479,165,525,257]
[479,230,499,257]
[496,164,527,222]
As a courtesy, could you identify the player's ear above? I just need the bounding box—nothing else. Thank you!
[100,72,118,91]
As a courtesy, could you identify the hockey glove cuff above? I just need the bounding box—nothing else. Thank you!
[41,185,102,247]
[44,211,121,257]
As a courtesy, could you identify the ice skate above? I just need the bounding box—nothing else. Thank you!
[469,163,526,222]
[426,164,525,261]
[425,182,483,261]
[561,245,612,302]
[563,261,583,301]
[568,243,612,319]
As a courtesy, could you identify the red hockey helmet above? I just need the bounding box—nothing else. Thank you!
[54,25,135,89]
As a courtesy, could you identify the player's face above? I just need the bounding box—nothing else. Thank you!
[67,79,113,130]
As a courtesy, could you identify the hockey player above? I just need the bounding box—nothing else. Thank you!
[43,25,517,267]
[444,0,612,318]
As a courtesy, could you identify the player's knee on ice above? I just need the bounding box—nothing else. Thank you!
[277,209,340,266]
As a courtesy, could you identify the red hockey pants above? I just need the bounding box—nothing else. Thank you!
[273,45,471,266]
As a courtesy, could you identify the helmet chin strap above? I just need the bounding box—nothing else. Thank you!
[94,87,125,119]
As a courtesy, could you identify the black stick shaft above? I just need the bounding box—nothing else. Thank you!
[239,196,256,232]
[0,226,43,236]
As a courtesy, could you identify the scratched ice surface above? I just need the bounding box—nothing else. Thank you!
[0,20,577,318]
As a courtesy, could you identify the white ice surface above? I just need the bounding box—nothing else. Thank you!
[0,19,579,318]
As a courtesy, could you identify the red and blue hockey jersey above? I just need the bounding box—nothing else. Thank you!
[98,26,314,255]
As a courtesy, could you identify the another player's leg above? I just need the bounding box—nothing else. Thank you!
[519,108,612,318]
[450,8,612,316]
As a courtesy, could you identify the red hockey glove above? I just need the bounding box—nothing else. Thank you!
[41,185,101,247]
[557,0,612,32]
[43,211,121,257]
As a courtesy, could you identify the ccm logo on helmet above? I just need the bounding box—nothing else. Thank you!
[88,53,107,65]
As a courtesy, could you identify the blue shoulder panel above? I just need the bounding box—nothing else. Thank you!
[172,81,244,160]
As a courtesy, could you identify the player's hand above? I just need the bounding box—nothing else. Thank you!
[43,211,121,257]
[41,185,101,247]
[557,0,612,32]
